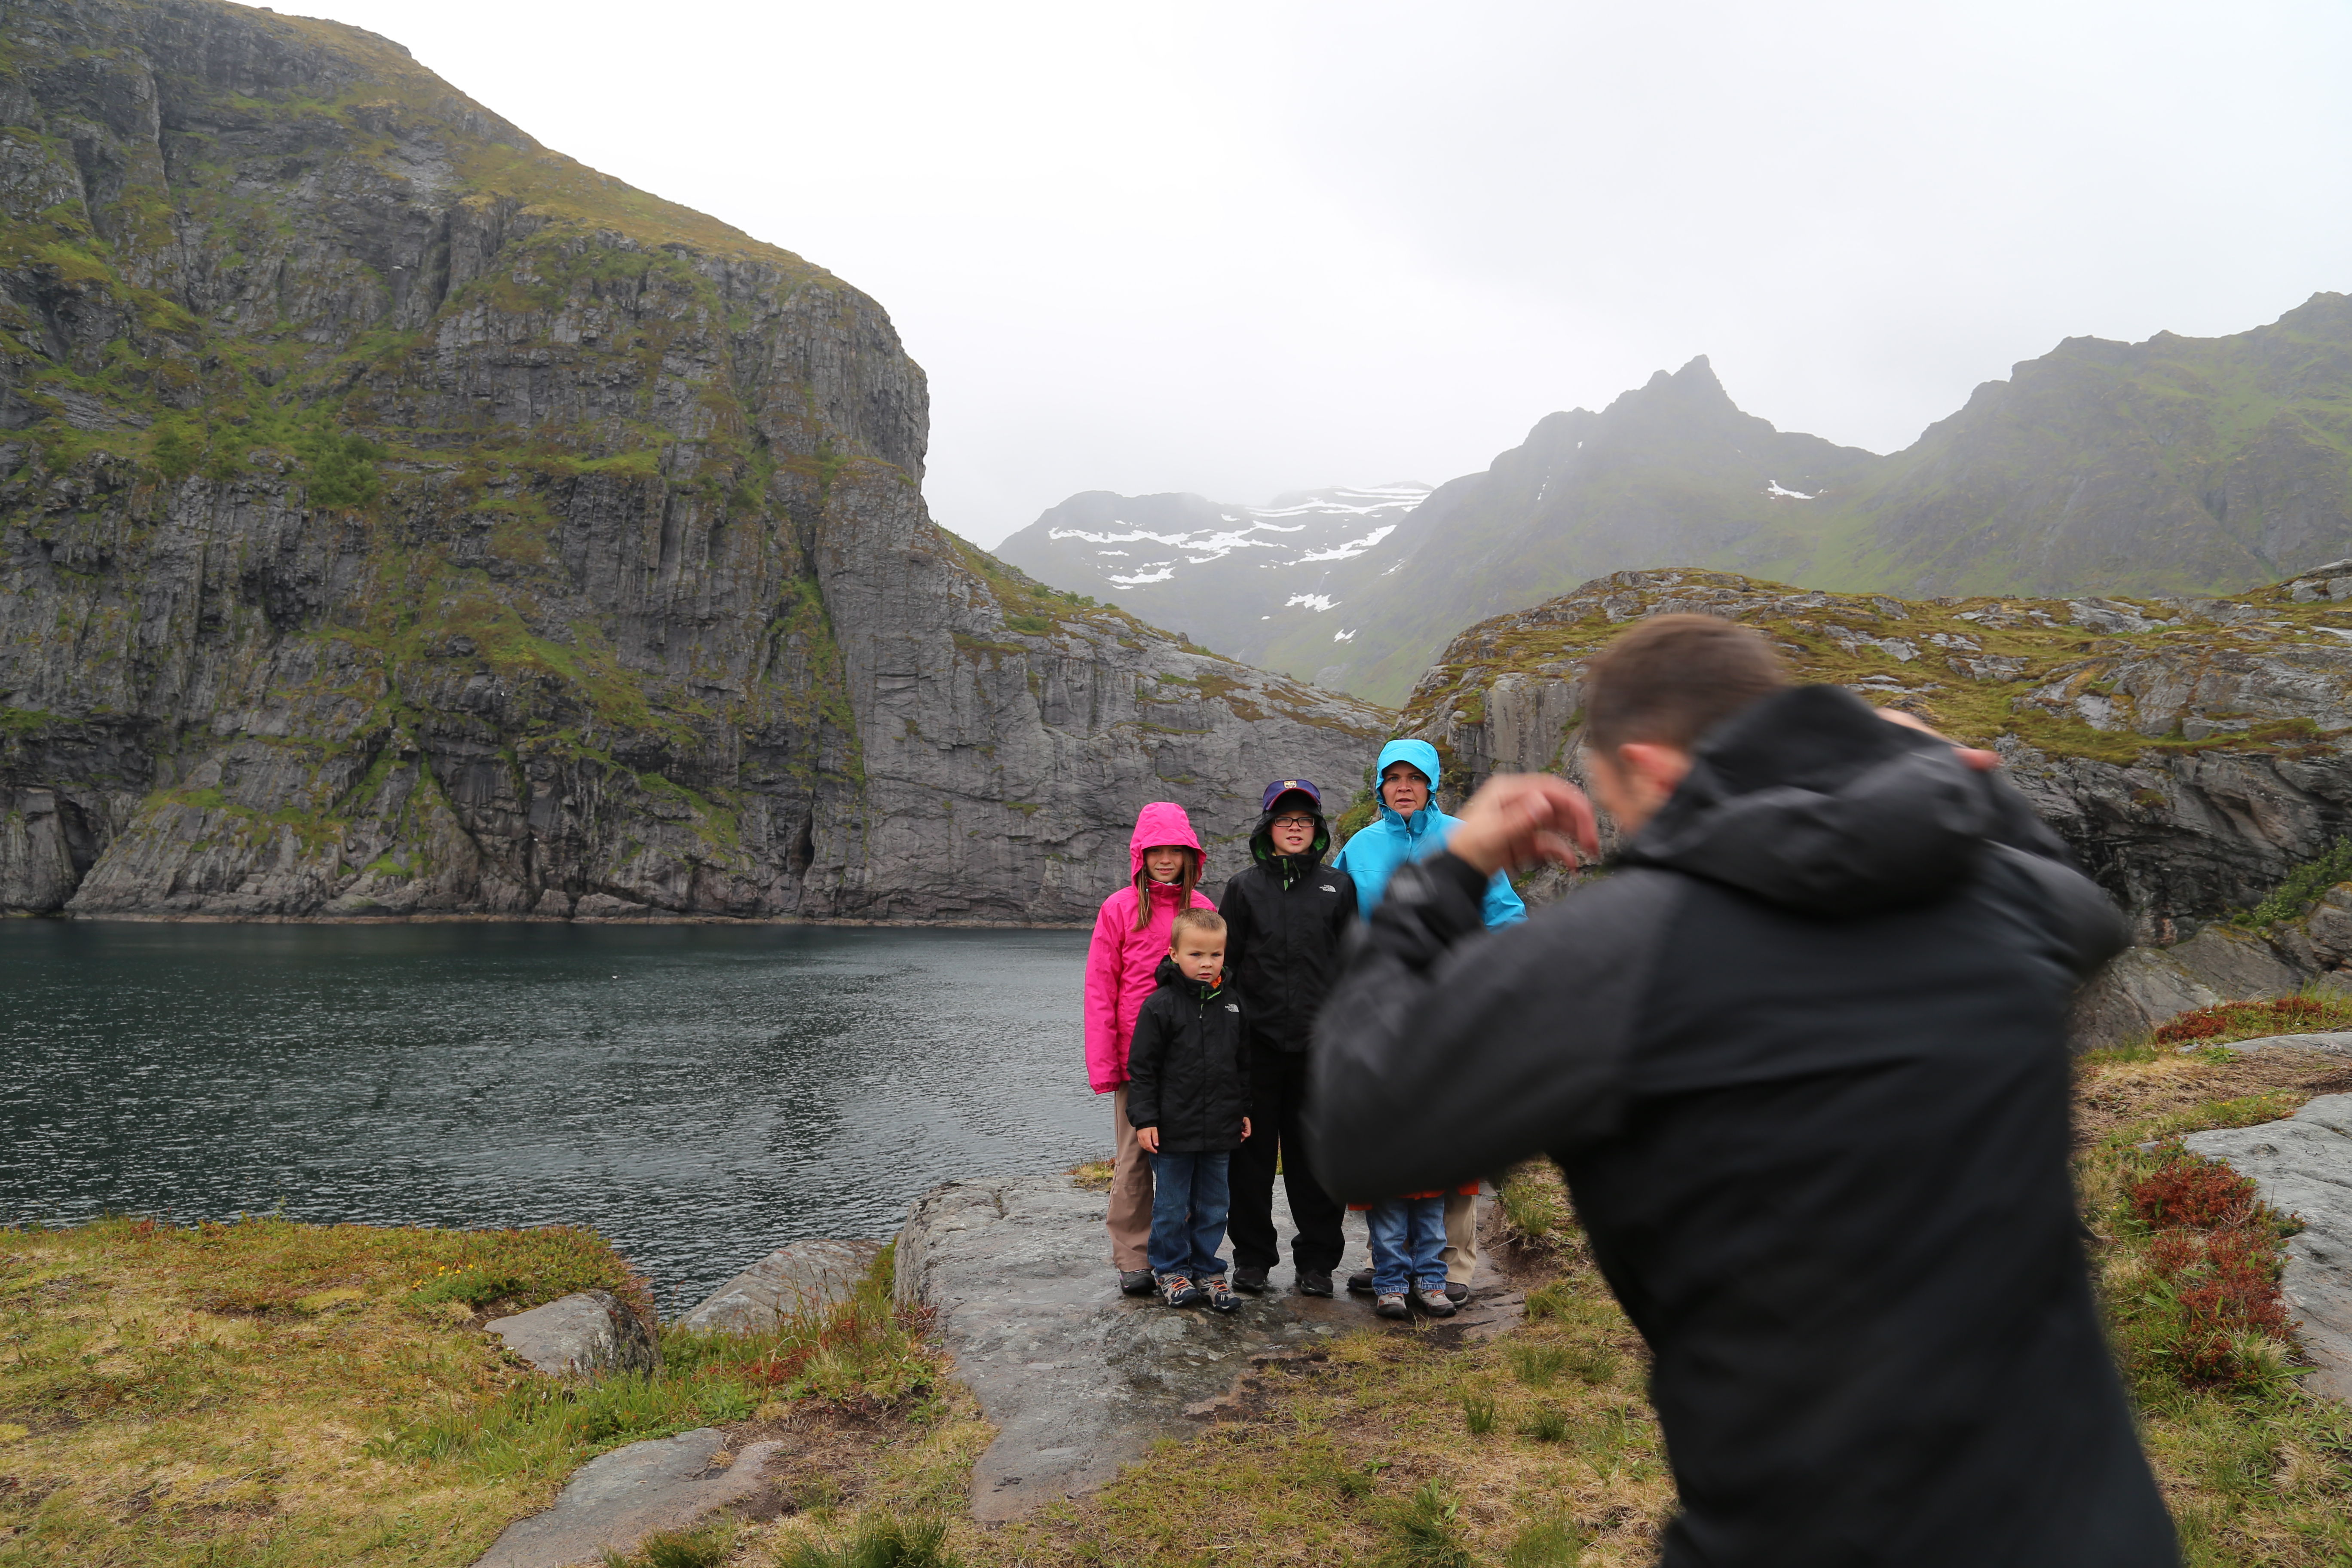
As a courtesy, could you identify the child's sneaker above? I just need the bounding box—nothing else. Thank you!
[1374,1292,1409,1320]
[1158,1274,1205,1308]
[1413,1286,1458,1317]
[1204,1275,1240,1314]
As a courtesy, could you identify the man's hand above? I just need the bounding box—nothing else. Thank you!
[1876,707,2001,772]
[1240,1117,1251,1141]
[1445,772,1602,877]
[1137,1125,1159,1153]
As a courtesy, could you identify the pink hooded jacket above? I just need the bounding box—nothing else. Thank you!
[1084,802,1216,1094]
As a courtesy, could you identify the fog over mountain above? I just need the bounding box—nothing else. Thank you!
[993,485,1426,664]
[1009,294,2352,705]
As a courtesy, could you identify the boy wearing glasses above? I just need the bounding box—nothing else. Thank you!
[1216,779,1357,1297]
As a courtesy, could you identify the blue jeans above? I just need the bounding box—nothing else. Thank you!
[1367,1196,1447,1296]
[1148,1150,1231,1279]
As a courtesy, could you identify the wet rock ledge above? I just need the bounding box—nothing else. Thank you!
[895,1173,1522,1522]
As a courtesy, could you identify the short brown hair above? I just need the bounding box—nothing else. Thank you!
[1170,908,1226,946]
[1583,614,1787,753]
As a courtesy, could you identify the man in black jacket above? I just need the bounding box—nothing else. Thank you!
[1218,779,1357,1298]
[1308,615,2177,1567]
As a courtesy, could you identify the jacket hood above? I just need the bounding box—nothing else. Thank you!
[1620,685,2003,916]
[1375,738,1443,831]
[1128,801,1206,878]
[1376,738,1442,794]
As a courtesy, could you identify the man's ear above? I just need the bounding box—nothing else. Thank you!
[1616,742,1694,813]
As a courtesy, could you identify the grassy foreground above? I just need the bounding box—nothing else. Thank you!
[12,1036,2352,1567]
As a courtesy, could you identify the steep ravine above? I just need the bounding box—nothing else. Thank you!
[0,0,1388,923]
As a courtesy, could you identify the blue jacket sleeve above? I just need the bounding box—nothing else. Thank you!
[1482,870,1528,927]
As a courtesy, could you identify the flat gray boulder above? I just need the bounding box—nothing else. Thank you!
[472,1428,781,1567]
[680,1238,883,1333]
[2184,1093,2352,1399]
[897,1174,1521,1522]
[2202,1030,2352,1056]
[486,1290,657,1378]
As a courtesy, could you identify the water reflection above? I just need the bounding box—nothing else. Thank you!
[0,921,1099,1309]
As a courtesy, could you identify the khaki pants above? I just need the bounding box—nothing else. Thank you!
[1442,1189,1479,1287]
[1108,1087,1154,1271]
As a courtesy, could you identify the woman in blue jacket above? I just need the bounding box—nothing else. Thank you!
[1331,737,1525,1298]
[1333,739,1527,927]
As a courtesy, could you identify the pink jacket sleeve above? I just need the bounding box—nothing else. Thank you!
[1083,891,1131,1094]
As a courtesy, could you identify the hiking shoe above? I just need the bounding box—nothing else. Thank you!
[1347,1268,1375,1294]
[1158,1274,1205,1308]
[1119,1269,1156,1297]
[1374,1292,1409,1320]
[1231,1266,1269,1295]
[1294,1270,1334,1298]
[1414,1287,1458,1317]
[1443,1282,1470,1304]
[1204,1275,1240,1314]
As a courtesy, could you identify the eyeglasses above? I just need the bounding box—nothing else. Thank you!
[1270,814,1317,829]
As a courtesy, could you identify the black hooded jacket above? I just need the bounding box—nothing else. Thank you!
[1126,956,1251,1153]
[1216,807,1358,1053]
[1306,686,2172,1568]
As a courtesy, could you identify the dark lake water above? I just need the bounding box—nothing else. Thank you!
[0,920,1101,1311]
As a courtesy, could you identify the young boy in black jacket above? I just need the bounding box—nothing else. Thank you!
[1127,908,1252,1311]
[1216,779,1356,1297]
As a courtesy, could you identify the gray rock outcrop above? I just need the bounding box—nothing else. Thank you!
[1388,567,2352,1044]
[2184,1093,2352,1400]
[895,1175,1520,1521]
[472,1428,781,1568]
[0,0,1390,925]
[679,1237,882,1334]
[485,1290,658,1378]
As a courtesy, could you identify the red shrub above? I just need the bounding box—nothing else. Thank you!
[2131,1159,2259,1230]
[2124,1151,2295,1388]
[2153,995,2326,1046]
[2146,1230,2197,1279]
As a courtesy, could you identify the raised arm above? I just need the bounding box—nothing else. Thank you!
[1304,851,1679,1203]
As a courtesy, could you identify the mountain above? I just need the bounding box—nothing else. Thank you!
[1789,294,2352,597]
[1005,299,2352,708]
[0,0,1388,922]
[991,483,1428,664]
[1256,358,1880,703]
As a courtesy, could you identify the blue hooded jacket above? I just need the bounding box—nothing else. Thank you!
[1331,738,1527,927]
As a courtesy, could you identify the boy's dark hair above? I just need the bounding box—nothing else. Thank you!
[1170,908,1226,945]
[1584,614,1788,754]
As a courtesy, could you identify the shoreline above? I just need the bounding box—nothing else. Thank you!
[3,910,1091,930]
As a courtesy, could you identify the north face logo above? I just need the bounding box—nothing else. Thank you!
[1225,1003,1240,1011]
[1320,884,1337,892]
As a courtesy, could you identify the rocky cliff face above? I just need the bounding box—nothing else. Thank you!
[1396,564,2352,950]
[0,0,1388,923]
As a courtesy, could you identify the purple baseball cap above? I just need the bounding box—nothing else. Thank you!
[1260,778,1322,813]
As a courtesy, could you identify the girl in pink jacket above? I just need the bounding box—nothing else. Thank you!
[1087,801,1217,1294]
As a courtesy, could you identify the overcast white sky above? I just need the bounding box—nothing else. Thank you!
[297,0,2352,547]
